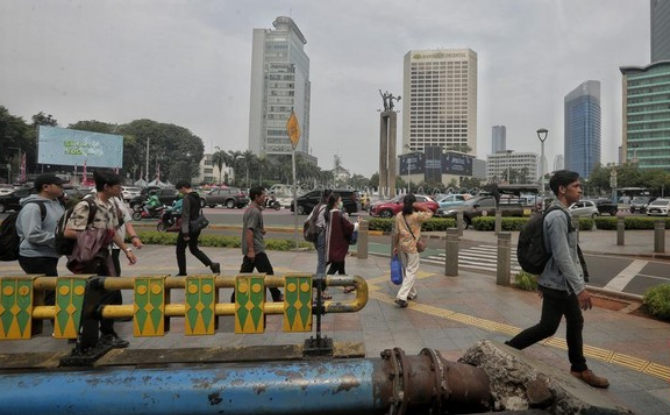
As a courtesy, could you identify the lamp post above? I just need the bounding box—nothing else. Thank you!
[536,128,548,195]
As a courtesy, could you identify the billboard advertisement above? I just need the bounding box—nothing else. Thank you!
[38,126,123,168]
[398,153,425,175]
[443,152,473,176]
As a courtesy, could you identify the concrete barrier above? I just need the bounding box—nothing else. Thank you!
[617,216,625,246]
[445,228,459,277]
[654,220,665,253]
[496,232,511,286]
[357,220,369,259]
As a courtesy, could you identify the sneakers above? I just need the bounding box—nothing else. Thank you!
[210,262,221,274]
[394,298,408,308]
[570,369,610,389]
[100,333,130,349]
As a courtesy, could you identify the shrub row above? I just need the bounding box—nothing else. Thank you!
[471,216,594,231]
[135,231,313,251]
[367,218,456,233]
[514,271,538,291]
[643,284,670,321]
[594,217,670,230]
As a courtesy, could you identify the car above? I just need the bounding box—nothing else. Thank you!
[646,198,670,216]
[0,185,13,196]
[591,198,619,216]
[435,195,527,228]
[203,187,249,209]
[569,200,599,218]
[121,186,141,202]
[61,186,89,204]
[0,187,36,213]
[630,197,652,214]
[370,194,439,218]
[129,187,179,208]
[435,194,468,209]
[291,189,361,215]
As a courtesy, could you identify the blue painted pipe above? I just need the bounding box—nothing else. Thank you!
[0,348,491,415]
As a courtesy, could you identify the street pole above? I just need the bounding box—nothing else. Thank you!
[292,149,298,249]
[145,137,150,183]
[537,129,548,195]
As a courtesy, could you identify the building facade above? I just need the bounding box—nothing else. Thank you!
[553,154,564,172]
[249,17,311,161]
[402,49,478,156]
[486,151,538,184]
[194,153,228,185]
[564,81,601,179]
[621,61,670,170]
[492,125,506,154]
[651,0,670,62]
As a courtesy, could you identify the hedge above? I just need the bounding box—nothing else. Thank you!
[643,284,670,321]
[594,217,670,230]
[367,218,456,233]
[514,271,538,291]
[135,231,313,251]
[472,216,594,231]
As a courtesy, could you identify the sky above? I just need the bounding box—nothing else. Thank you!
[0,0,651,178]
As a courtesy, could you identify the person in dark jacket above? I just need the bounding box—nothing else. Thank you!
[175,180,219,276]
[324,193,359,285]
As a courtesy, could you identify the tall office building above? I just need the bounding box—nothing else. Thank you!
[249,17,312,161]
[402,49,478,155]
[621,62,670,170]
[492,125,506,153]
[553,155,564,172]
[564,81,601,179]
[651,0,670,62]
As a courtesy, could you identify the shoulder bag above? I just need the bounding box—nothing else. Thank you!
[403,214,426,252]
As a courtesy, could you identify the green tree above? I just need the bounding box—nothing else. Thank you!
[211,147,230,185]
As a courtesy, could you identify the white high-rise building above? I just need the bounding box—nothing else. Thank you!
[492,125,506,153]
[402,49,478,155]
[553,155,564,172]
[486,151,538,184]
[249,17,311,160]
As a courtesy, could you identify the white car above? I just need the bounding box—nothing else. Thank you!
[121,186,141,202]
[646,198,670,216]
[569,200,599,218]
[0,185,13,196]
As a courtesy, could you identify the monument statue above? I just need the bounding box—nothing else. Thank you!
[379,89,401,111]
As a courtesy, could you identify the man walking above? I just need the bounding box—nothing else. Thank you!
[17,174,66,305]
[506,170,609,388]
[175,180,219,276]
[234,186,283,302]
[64,170,137,349]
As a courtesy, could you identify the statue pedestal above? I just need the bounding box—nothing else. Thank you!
[379,110,397,199]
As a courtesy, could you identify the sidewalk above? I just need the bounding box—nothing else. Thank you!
[1,245,669,413]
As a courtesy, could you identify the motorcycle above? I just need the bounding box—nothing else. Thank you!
[157,210,181,232]
[265,198,281,210]
[132,203,166,221]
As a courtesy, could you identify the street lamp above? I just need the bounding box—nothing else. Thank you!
[536,128,548,195]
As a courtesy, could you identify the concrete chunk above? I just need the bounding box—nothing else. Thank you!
[459,340,633,415]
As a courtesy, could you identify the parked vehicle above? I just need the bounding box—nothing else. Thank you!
[592,198,619,216]
[370,194,438,218]
[435,194,468,209]
[121,186,141,202]
[630,197,652,214]
[0,187,35,213]
[291,189,361,215]
[646,198,670,216]
[569,200,599,218]
[435,195,526,228]
[202,187,249,209]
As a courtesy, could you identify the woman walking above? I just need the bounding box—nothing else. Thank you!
[324,193,359,291]
[392,194,433,308]
[306,189,333,299]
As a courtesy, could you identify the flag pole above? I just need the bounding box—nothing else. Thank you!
[286,109,301,250]
[292,147,298,249]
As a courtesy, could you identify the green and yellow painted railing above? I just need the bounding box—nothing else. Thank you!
[0,273,368,341]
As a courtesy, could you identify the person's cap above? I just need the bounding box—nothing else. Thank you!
[35,174,64,190]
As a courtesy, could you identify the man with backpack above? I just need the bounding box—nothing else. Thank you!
[507,170,609,389]
[16,174,66,305]
[63,170,137,349]
[175,180,219,276]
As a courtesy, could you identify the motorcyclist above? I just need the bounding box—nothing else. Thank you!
[162,194,183,229]
[143,192,161,216]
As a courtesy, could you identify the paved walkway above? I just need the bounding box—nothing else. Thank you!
[1,241,670,413]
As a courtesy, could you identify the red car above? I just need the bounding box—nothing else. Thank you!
[370,194,439,218]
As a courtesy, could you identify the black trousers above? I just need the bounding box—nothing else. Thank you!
[327,261,346,275]
[95,250,122,336]
[506,286,588,372]
[19,256,59,306]
[176,230,213,275]
[230,252,282,302]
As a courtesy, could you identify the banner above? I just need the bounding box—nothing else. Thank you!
[286,111,301,150]
[38,126,123,168]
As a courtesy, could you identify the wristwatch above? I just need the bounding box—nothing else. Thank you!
[125,247,133,253]
[130,235,139,240]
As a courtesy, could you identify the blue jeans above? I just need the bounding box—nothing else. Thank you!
[314,229,326,277]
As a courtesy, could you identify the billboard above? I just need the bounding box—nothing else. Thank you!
[442,152,473,176]
[424,146,442,182]
[38,126,123,168]
[398,153,425,175]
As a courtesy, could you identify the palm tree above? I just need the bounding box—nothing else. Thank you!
[211,147,229,185]
[227,150,243,186]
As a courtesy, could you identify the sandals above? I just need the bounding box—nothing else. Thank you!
[313,289,332,300]
[343,286,356,293]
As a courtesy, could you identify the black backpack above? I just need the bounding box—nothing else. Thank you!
[0,201,47,261]
[54,198,98,256]
[517,206,572,275]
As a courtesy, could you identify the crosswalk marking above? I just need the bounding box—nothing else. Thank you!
[423,244,522,274]
[603,260,647,292]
